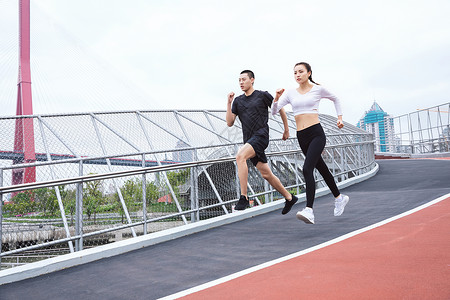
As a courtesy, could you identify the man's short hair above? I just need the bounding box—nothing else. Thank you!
[240,70,255,79]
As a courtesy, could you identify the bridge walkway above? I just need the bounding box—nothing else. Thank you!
[0,159,449,299]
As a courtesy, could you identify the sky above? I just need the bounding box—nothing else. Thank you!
[1,0,450,125]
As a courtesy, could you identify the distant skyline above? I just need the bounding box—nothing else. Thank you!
[1,0,450,124]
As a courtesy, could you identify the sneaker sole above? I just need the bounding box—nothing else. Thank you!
[334,196,349,216]
[296,212,314,224]
[234,205,249,211]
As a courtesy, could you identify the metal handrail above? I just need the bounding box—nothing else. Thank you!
[0,140,373,194]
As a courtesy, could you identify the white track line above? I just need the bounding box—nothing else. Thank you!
[159,192,450,300]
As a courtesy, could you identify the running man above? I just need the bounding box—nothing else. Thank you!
[226,70,298,213]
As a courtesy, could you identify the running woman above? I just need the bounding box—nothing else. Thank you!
[227,70,298,214]
[272,62,349,224]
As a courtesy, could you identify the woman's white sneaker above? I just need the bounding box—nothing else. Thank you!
[334,194,349,216]
[296,207,315,224]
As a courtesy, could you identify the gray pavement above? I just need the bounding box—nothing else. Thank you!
[1,159,449,300]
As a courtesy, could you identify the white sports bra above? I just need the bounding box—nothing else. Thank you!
[272,85,343,116]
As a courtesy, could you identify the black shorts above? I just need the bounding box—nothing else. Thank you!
[246,134,269,166]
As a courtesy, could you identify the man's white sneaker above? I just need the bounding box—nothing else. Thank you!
[334,194,349,216]
[296,207,315,224]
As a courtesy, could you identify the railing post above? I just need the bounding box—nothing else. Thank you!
[0,168,3,268]
[75,161,83,251]
[294,152,300,195]
[358,136,362,176]
[190,165,199,223]
[266,159,272,203]
[340,147,345,182]
[407,113,414,154]
[190,166,195,222]
[331,145,336,178]
[234,144,240,200]
[142,154,147,235]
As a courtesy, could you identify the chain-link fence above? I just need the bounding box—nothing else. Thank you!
[1,110,374,269]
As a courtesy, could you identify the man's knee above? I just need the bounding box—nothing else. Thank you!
[236,152,247,164]
[257,164,272,180]
[236,145,254,163]
[261,171,272,180]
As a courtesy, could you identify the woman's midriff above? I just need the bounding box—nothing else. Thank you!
[295,113,320,131]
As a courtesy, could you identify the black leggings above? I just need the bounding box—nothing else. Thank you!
[297,123,340,208]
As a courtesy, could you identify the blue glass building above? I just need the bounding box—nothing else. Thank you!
[357,102,394,152]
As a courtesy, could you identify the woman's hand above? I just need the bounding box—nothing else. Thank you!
[282,129,290,140]
[337,116,344,129]
[274,88,285,102]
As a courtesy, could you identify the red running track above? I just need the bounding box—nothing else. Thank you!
[176,196,450,299]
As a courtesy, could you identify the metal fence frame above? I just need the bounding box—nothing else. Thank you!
[0,138,375,268]
[374,102,450,154]
[1,110,374,269]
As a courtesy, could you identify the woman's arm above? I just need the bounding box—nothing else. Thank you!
[279,108,290,140]
[321,86,344,128]
[320,86,343,116]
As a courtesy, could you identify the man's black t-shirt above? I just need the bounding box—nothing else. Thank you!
[231,90,273,143]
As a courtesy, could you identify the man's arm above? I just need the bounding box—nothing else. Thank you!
[279,108,290,140]
[226,92,236,127]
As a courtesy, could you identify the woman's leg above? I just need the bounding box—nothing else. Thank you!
[315,158,340,198]
[300,136,326,208]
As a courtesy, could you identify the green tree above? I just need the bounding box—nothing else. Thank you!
[2,202,14,217]
[35,188,50,215]
[121,178,142,202]
[145,181,160,205]
[35,188,59,216]
[84,178,105,223]
[10,192,36,216]
[35,187,59,217]
[114,178,142,223]
[111,177,165,221]
[63,188,77,226]
[165,169,190,196]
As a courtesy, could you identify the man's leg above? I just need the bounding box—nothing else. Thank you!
[235,143,256,196]
[255,162,292,200]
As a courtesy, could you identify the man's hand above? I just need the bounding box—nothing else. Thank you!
[274,88,285,102]
[228,92,235,104]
